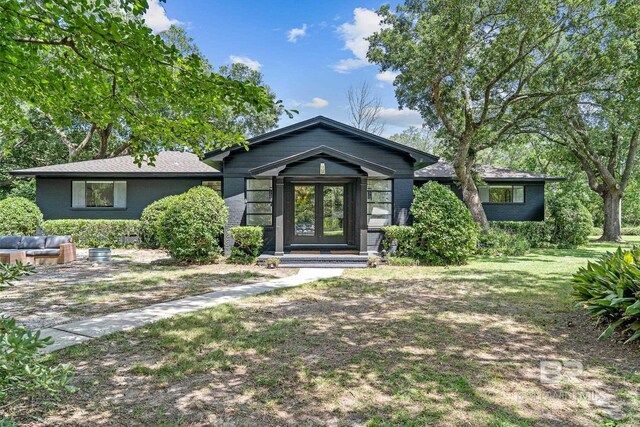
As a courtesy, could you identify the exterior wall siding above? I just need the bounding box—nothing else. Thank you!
[36,177,213,220]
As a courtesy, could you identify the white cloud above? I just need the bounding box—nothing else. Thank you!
[333,8,382,73]
[376,70,399,84]
[376,108,423,127]
[303,97,329,108]
[143,0,181,33]
[287,24,308,43]
[229,55,262,71]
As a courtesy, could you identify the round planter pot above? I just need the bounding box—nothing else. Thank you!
[89,247,112,263]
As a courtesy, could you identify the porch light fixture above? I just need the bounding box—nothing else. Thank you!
[320,162,326,175]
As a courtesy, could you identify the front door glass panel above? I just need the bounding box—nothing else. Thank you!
[323,186,344,237]
[294,185,315,237]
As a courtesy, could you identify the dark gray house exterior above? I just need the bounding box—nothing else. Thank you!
[11,116,561,255]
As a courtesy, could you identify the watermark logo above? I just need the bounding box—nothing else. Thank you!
[540,360,583,384]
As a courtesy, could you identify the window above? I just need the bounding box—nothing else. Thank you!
[367,179,392,228]
[202,180,222,196]
[72,181,127,208]
[479,185,525,203]
[246,178,273,226]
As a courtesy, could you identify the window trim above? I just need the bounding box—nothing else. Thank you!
[479,185,525,204]
[202,180,223,197]
[71,180,127,209]
[245,177,274,227]
[366,179,393,230]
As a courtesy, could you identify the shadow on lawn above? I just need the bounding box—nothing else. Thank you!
[34,276,635,426]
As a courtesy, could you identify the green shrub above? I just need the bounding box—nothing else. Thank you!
[159,186,228,263]
[622,227,640,236]
[490,221,554,248]
[228,226,263,264]
[572,247,640,343]
[139,195,181,249]
[0,197,42,235]
[477,228,531,256]
[410,182,480,265]
[386,256,420,266]
[381,225,416,258]
[0,263,35,288]
[42,219,140,248]
[0,316,75,402]
[548,194,593,248]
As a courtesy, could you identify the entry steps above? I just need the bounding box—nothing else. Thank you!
[258,253,369,268]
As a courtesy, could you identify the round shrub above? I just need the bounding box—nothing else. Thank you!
[158,186,228,263]
[477,228,531,256]
[410,182,480,265]
[548,194,593,248]
[140,195,181,249]
[228,226,263,264]
[0,196,43,235]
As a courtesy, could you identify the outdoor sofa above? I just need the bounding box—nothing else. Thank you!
[0,235,76,265]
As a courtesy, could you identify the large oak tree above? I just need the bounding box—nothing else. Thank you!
[0,0,278,163]
[368,0,601,227]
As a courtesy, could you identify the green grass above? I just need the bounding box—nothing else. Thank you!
[11,238,640,426]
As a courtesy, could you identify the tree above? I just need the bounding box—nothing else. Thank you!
[521,1,640,241]
[368,0,600,227]
[390,126,439,154]
[0,0,279,163]
[346,82,384,135]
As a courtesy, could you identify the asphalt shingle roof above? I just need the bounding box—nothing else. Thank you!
[415,160,563,181]
[11,151,220,176]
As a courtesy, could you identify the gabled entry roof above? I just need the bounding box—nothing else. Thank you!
[249,145,395,177]
[204,115,439,167]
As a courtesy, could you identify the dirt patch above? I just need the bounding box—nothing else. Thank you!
[1,248,296,330]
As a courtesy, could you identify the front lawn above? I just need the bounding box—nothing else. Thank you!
[7,239,640,426]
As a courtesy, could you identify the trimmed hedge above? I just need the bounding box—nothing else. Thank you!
[411,182,480,265]
[477,228,531,256]
[42,219,140,248]
[490,221,553,248]
[139,195,181,249]
[228,226,263,264]
[380,225,415,258]
[158,186,228,263]
[0,197,43,235]
[622,227,640,236]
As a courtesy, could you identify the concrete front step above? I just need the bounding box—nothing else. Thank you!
[258,253,370,269]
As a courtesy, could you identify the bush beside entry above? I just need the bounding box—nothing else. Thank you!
[0,197,43,235]
[140,194,181,249]
[42,219,140,248]
[228,226,263,264]
[158,186,228,263]
[411,182,480,265]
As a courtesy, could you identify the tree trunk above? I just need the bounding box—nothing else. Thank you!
[599,189,623,242]
[453,146,489,229]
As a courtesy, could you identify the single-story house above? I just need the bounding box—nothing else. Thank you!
[11,116,562,255]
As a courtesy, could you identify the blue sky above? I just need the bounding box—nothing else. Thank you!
[143,0,422,136]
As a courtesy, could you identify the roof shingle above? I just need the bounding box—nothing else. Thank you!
[414,160,563,181]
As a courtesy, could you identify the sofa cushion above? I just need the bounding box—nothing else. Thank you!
[0,236,22,249]
[25,249,61,257]
[45,235,72,249]
[0,249,25,254]
[19,236,46,249]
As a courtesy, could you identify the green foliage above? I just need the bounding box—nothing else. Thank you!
[477,228,531,256]
[0,0,282,162]
[42,219,139,248]
[548,194,593,248]
[491,221,554,248]
[0,263,34,288]
[5,179,36,201]
[386,256,420,266]
[159,186,228,263]
[0,197,42,235]
[381,225,416,258]
[228,226,264,264]
[572,247,640,343]
[0,316,75,402]
[410,182,479,265]
[139,195,181,249]
[622,227,640,236]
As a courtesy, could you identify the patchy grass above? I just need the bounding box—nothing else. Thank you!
[6,240,640,426]
[1,249,296,330]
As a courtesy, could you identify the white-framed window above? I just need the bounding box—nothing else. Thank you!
[202,180,222,196]
[367,179,393,228]
[245,178,273,226]
[479,185,525,203]
[72,180,127,208]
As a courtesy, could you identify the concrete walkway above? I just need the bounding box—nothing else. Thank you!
[39,268,343,353]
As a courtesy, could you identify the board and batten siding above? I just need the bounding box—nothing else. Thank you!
[36,177,214,220]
